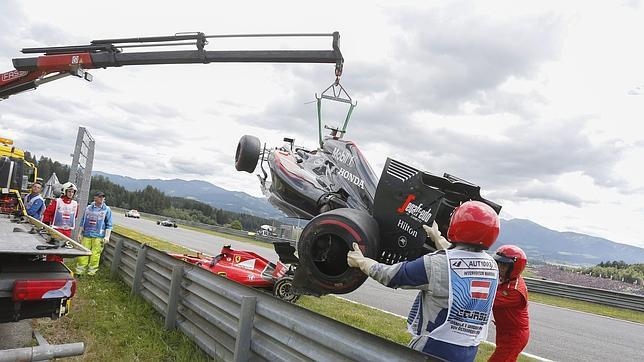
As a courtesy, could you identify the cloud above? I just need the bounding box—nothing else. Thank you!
[230,5,625,206]
[2,0,644,248]
[163,156,222,177]
[515,181,584,207]
[385,7,564,115]
[112,102,181,119]
[622,0,642,9]
[627,85,643,95]
[399,118,626,193]
[0,0,83,60]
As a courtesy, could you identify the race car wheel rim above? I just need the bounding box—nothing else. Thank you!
[276,279,298,302]
[311,233,350,277]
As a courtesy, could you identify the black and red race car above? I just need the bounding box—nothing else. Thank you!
[234,82,502,296]
[170,244,298,302]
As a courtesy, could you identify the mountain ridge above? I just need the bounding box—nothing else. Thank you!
[496,218,644,265]
[93,171,284,219]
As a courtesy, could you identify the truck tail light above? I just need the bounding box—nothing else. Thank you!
[12,279,77,301]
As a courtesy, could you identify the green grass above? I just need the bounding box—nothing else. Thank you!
[297,296,412,345]
[52,226,542,360]
[522,268,536,278]
[113,225,196,255]
[111,224,643,360]
[530,292,644,324]
[32,266,209,361]
[296,295,537,361]
[177,223,273,249]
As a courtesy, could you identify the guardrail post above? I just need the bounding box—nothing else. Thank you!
[110,238,124,278]
[234,296,257,362]
[131,244,148,295]
[165,265,184,329]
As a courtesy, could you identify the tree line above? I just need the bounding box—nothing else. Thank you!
[27,153,277,231]
[581,260,644,285]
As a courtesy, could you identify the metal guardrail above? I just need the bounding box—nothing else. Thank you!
[524,277,644,312]
[102,232,431,362]
[114,209,644,312]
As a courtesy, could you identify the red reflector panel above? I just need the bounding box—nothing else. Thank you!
[12,279,77,301]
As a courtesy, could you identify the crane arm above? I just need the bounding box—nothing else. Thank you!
[0,32,344,100]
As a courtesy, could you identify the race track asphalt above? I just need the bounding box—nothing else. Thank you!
[113,213,644,361]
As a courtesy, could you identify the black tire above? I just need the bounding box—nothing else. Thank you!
[173,224,177,228]
[273,276,299,303]
[235,135,261,173]
[156,221,160,225]
[296,208,380,295]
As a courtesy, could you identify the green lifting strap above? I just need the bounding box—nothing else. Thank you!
[342,103,355,134]
[317,97,324,148]
[315,79,357,149]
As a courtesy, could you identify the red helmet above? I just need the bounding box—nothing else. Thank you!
[494,245,527,279]
[447,201,500,249]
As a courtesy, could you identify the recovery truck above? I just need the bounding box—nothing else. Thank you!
[0,137,90,324]
[0,32,348,300]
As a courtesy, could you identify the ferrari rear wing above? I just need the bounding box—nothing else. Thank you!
[1,32,344,100]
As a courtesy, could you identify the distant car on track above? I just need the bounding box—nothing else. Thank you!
[156,219,177,228]
[125,209,140,218]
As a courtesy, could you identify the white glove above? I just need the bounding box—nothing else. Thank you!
[347,242,378,275]
[423,221,452,250]
[102,229,112,245]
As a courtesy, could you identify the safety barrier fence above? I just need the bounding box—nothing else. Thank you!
[524,277,644,312]
[116,208,644,312]
[102,232,430,362]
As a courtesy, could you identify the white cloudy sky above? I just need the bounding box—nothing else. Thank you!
[1,0,644,248]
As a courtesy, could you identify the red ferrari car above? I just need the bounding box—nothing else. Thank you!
[170,245,298,302]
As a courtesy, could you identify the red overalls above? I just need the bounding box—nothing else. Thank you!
[489,276,530,362]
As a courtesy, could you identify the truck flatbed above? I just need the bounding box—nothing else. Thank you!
[0,214,90,257]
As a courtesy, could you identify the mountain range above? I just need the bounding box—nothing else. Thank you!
[93,171,284,219]
[95,171,644,265]
[496,218,644,265]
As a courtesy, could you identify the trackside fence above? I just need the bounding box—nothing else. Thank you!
[102,232,431,362]
[524,278,644,312]
[117,207,644,313]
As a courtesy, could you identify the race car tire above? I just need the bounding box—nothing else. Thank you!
[156,221,160,225]
[296,208,380,295]
[235,135,261,173]
[173,224,177,228]
[273,275,299,303]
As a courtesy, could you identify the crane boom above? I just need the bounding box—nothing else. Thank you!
[0,32,344,100]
